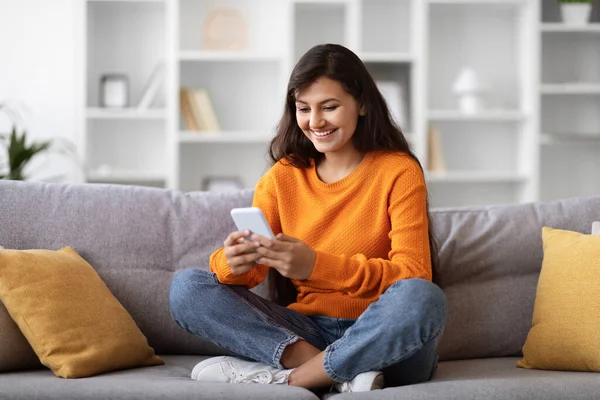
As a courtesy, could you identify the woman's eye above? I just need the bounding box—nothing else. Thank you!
[297,108,310,113]
[324,106,338,111]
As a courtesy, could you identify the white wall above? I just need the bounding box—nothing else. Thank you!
[0,0,80,182]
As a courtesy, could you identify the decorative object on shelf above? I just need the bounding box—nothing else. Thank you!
[203,7,248,50]
[559,0,592,25]
[427,124,446,173]
[202,176,244,192]
[453,67,486,115]
[100,74,129,108]
[0,101,80,181]
[179,88,220,132]
[137,61,165,110]
[376,81,407,128]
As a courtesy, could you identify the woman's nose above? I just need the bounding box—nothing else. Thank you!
[309,111,325,129]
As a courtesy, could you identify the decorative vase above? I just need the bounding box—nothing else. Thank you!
[561,3,591,26]
[453,67,486,115]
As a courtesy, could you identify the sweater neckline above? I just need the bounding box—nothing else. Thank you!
[309,151,376,190]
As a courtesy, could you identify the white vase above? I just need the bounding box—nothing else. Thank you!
[561,3,591,26]
[458,95,482,115]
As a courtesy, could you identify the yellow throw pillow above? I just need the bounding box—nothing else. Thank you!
[517,227,600,371]
[0,247,163,378]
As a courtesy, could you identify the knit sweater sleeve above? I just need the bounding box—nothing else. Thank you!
[209,170,281,288]
[302,160,432,298]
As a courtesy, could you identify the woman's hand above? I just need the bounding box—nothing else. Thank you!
[223,230,262,275]
[253,233,316,280]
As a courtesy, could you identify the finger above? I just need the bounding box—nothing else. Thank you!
[276,233,299,242]
[232,242,259,256]
[256,256,284,270]
[224,230,251,247]
[255,246,282,260]
[230,252,262,268]
[251,234,289,251]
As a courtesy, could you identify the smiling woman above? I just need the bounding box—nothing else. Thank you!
[169,43,447,394]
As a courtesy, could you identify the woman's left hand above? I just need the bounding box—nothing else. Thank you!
[252,233,316,280]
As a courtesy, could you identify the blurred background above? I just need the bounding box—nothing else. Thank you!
[1,0,599,208]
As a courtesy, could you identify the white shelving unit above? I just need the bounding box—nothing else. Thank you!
[539,0,600,202]
[75,0,600,207]
[77,0,170,187]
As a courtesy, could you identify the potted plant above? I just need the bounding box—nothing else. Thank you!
[0,101,80,181]
[560,0,592,25]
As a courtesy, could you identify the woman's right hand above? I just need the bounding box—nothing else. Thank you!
[223,230,262,275]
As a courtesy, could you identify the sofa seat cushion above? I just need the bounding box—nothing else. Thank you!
[331,358,600,400]
[0,355,318,400]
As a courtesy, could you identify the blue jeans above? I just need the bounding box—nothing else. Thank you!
[169,269,447,385]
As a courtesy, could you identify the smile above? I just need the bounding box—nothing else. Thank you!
[312,128,337,138]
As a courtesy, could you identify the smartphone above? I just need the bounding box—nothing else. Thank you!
[230,207,275,240]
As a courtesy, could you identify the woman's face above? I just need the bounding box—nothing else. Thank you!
[295,77,364,157]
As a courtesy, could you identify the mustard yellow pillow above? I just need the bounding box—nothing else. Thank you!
[0,247,163,378]
[517,227,600,371]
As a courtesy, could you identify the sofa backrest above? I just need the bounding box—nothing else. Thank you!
[432,196,600,361]
[2,180,600,363]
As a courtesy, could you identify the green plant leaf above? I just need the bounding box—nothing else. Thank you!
[1,126,53,180]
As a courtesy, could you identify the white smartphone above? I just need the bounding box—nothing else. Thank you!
[230,207,275,240]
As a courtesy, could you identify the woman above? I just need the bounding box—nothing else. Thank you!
[169,43,447,393]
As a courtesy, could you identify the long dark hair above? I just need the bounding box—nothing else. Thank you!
[267,43,439,306]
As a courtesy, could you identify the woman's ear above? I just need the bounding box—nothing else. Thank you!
[359,104,366,116]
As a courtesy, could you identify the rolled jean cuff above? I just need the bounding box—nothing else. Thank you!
[322,341,347,382]
[273,335,302,369]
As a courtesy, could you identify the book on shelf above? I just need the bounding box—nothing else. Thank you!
[179,87,220,132]
[137,60,165,110]
[428,124,446,173]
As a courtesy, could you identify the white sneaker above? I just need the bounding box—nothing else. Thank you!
[334,371,384,393]
[191,356,292,385]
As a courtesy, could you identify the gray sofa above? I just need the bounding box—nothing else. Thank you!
[0,179,599,400]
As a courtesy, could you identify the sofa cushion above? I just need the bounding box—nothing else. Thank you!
[0,180,259,357]
[430,195,600,361]
[0,301,41,373]
[0,355,319,400]
[331,357,600,400]
[0,246,164,378]
[516,227,600,372]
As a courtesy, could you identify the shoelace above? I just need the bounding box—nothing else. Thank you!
[232,370,288,384]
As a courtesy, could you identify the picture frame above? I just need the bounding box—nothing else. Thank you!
[202,176,244,192]
[100,74,129,108]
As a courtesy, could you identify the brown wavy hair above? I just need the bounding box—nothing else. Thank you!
[267,43,438,306]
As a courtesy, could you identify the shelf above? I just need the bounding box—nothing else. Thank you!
[428,0,526,4]
[88,0,165,2]
[541,132,600,145]
[359,52,414,64]
[541,24,600,33]
[87,170,166,183]
[541,84,600,95]
[179,131,274,144]
[178,51,282,62]
[428,110,527,121]
[293,0,350,4]
[86,108,167,120]
[426,170,529,183]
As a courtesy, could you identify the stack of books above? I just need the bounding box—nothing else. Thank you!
[179,88,220,132]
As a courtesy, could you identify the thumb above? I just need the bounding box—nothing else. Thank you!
[276,233,299,242]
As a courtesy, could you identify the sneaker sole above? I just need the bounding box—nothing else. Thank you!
[191,356,229,381]
[371,372,384,390]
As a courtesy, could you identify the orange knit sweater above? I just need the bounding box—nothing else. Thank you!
[210,150,432,319]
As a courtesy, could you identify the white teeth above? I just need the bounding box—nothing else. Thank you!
[313,129,335,137]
